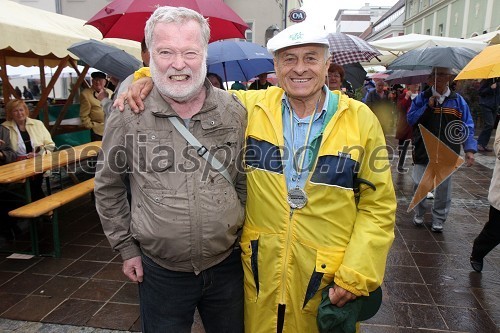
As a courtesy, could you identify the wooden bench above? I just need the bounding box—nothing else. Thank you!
[8,178,95,258]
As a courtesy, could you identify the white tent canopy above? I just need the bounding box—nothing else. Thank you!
[470,30,500,45]
[5,65,98,79]
[369,33,487,53]
[0,0,141,67]
[360,50,398,67]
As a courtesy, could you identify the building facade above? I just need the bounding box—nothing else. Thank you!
[404,0,500,38]
[10,0,284,47]
[335,3,392,36]
[362,0,405,41]
[225,0,284,46]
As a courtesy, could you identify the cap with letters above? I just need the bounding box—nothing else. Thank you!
[267,22,329,54]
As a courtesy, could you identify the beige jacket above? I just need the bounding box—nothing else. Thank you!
[2,118,55,155]
[79,87,112,136]
[94,80,247,274]
[489,128,500,210]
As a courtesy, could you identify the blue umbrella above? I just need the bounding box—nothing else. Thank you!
[207,40,275,83]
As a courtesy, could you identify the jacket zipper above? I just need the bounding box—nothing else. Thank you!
[275,93,344,305]
[280,208,295,304]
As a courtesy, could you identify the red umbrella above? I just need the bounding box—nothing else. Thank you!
[86,0,248,42]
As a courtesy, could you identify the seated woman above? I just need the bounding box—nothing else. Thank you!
[2,99,55,201]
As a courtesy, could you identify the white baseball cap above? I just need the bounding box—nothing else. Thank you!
[267,22,330,54]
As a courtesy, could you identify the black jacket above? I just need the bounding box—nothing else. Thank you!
[478,79,500,111]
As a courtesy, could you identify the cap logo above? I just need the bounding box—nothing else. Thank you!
[289,32,304,41]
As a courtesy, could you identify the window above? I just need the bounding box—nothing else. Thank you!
[438,24,443,36]
[265,25,280,45]
[245,22,254,42]
[425,28,431,35]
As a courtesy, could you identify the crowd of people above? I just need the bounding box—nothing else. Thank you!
[0,5,498,333]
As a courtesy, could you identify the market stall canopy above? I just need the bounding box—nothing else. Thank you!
[0,0,141,67]
[369,33,487,53]
[5,65,98,79]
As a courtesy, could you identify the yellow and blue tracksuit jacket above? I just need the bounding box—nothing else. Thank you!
[232,87,396,333]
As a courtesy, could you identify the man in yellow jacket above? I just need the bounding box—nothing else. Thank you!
[116,21,396,333]
[79,71,112,141]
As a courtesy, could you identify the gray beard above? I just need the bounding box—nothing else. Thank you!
[150,59,207,103]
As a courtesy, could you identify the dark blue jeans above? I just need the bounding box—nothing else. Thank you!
[139,249,244,333]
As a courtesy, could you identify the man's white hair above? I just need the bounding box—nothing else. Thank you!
[144,6,210,55]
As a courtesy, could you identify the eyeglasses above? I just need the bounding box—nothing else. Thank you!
[154,49,202,61]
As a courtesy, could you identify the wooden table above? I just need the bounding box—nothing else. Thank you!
[0,141,101,185]
[0,141,101,256]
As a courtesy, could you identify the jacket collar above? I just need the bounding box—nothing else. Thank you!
[3,117,37,129]
[422,87,458,100]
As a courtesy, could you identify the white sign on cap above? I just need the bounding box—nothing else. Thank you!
[289,9,306,23]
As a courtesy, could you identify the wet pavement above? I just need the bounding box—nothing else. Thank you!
[0,136,499,333]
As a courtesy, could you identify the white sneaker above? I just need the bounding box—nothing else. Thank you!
[431,220,443,233]
[426,192,434,199]
[413,215,424,227]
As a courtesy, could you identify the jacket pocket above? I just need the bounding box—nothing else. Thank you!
[240,231,260,302]
[202,128,239,172]
[301,248,344,314]
[137,130,174,173]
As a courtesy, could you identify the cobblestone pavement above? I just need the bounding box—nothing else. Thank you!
[0,137,498,332]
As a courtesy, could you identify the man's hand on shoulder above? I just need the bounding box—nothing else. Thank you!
[113,77,154,113]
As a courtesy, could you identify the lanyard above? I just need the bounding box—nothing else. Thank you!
[289,96,321,174]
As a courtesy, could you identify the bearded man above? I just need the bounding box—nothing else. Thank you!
[94,6,247,333]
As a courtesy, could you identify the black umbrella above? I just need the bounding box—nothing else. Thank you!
[342,63,366,90]
[68,39,141,81]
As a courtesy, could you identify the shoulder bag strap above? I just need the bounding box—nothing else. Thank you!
[168,117,233,185]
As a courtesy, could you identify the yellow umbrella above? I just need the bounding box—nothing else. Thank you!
[455,44,500,80]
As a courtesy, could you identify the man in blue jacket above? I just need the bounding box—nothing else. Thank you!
[408,67,477,232]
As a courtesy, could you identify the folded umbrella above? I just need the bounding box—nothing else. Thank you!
[207,40,275,83]
[86,0,248,43]
[68,39,141,81]
[328,33,382,65]
[455,44,500,80]
[317,283,383,333]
